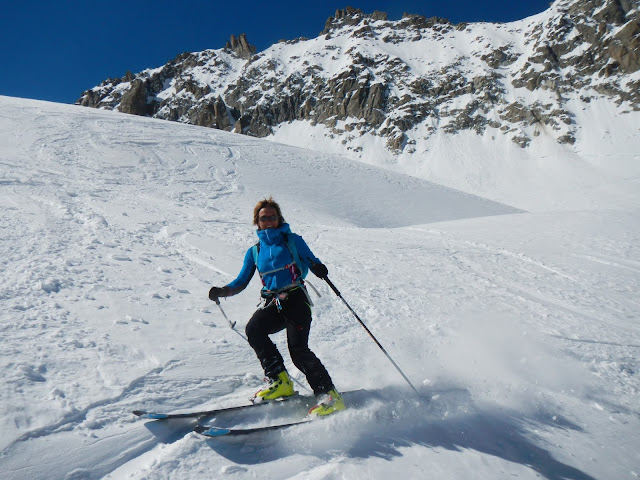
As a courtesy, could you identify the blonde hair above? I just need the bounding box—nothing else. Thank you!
[253,197,285,227]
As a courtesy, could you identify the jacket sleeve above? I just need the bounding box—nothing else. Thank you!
[224,247,257,296]
[294,234,321,269]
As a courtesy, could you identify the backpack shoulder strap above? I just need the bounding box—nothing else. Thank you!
[251,242,260,272]
[283,233,308,279]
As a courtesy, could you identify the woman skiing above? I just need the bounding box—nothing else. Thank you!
[208,197,345,416]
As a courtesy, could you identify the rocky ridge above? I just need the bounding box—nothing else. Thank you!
[77,0,639,153]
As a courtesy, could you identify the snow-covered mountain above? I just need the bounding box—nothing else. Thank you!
[77,0,639,165]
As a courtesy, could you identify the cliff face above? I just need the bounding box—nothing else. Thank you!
[77,1,640,152]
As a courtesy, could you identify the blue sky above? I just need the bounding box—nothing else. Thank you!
[1,1,551,104]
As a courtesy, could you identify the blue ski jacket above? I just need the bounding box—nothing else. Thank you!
[225,224,321,295]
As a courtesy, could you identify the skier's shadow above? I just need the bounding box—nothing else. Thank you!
[202,386,598,480]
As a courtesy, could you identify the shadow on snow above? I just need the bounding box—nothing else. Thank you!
[199,386,596,480]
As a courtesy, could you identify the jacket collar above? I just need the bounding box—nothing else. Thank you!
[256,223,291,246]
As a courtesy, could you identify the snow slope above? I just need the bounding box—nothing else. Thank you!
[1,95,639,479]
[270,95,640,213]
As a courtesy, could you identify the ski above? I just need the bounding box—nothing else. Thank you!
[133,389,363,421]
[192,390,365,437]
[133,394,306,420]
[194,419,312,437]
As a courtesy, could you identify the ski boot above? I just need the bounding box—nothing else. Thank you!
[252,371,295,403]
[308,388,346,416]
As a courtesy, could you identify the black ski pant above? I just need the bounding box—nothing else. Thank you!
[245,287,334,395]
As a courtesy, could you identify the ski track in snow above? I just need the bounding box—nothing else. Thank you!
[1,96,639,479]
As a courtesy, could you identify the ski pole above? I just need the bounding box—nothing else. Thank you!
[215,298,236,329]
[323,276,421,398]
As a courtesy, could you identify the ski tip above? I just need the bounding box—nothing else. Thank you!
[194,425,230,437]
[144,413,171,419]
[133,411,169,419]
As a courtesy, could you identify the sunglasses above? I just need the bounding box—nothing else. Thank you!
[259,214,278,222]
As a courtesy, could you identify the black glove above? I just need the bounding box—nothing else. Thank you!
[310,262,328,279]
[208,286,229,302]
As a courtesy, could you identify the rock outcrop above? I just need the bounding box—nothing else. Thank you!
[77,0,640,151]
